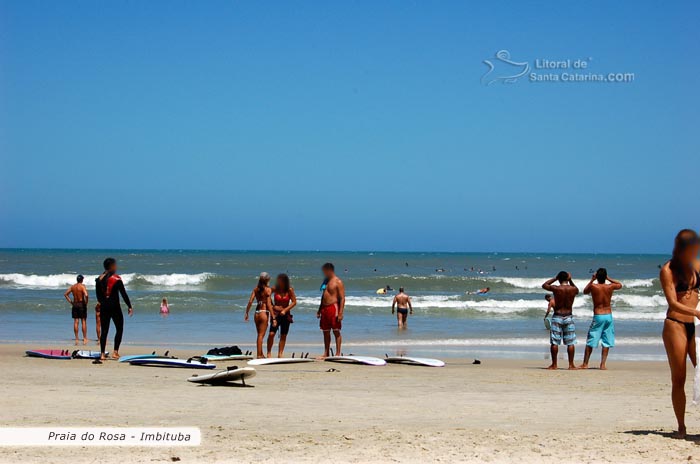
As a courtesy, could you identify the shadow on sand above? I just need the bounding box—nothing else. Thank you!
[623,429,700,443]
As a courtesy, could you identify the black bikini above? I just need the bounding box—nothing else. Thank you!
[665,269,700,340]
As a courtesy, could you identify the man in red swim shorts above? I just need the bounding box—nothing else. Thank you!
[317,262,345,358]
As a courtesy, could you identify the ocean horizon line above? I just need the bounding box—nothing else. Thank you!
[0,247,669,257]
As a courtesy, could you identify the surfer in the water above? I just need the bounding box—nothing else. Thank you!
[268,273,297,358]
[542,272,579,370]
[660,230,700,439]
[95,258,133,361]
[318,263,345,358]
[64,274,89,345]
[544,294,555,323]
[391,287,413,329]
[580,268,622,370]
[244,272,273,359]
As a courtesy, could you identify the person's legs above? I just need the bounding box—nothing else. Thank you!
[322,331,331,357]
[663,319,691,438]
[278,319,290,357]
[402,312,408,328]
[566,345,577,369]
[333,329,342,356]
[81,318,88,345]
[279,333,287,358]
[396,313,402,328]
[73,318,79,345]
[599,316,615,369]
[267,323,277,358]
[99,309,112,359]
[581,316,603,369]
[95,310,101,342]
[112,308,124,358]
[563,317,577,369]
[549,344,558,369]
[254,313,268,358]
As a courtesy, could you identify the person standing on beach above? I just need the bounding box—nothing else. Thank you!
[660,229,700,439]
[580,268,622,370]
[95,258,133,361]
[267,273,297,358]
[244,272,273,359]
[542,272,579,370]
[318,263,345,358]
[391,287,413,328]
[64,275,89,345]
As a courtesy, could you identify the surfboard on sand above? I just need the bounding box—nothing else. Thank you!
[200,354,254,362]
[72,350,108,359]
[324,356,386,366]
[247,358,315,366]
[129,358,216,369]
[118,351,171,363]
[188,367,256,385]
[26,349,72,360]
[385,356,445,367]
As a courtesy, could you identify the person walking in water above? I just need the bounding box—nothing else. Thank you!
[160,297,170,316]
[391,287,413,328]
[661,229,700,439]
[267,273,297,358]
[64,275,89,345]
[580,268,622,370]
[542,271,579,370]
[95,258,133,361]
[317,263,345,358]
[244,272,273,359]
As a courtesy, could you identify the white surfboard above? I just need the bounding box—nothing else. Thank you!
[324,356,387,366]
[187,367,256,384]
[200,354,254,362]
[385,356,445,367]
[544,318,551,330]
[129,358,216,369]
[247,357,315,366]
[72,350,108,359]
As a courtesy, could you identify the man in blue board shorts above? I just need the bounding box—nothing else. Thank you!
[542,272,580,370]
[580,268,622,370]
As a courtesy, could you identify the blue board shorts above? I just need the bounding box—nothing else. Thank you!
[550,315,577,346]
[586,314,615,348]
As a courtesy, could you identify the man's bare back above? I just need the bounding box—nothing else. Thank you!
[584,272,622,315]
[66,283,88,306]
[542,273,579,316]
[394,293,410,308]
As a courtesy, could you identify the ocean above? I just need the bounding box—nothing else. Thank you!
[0,249,670,360]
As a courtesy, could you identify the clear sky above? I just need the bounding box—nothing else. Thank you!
[0,1,698,253]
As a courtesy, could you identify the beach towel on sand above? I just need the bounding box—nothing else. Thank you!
[694,318,700,405]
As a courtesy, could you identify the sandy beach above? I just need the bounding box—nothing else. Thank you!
[0,343,698,463]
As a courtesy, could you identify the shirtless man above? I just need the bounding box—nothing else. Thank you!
[542,271,580,370]
[580,268,622,370]
[317,263,345,358]
[64,275,89,345]
[391,287,413,328]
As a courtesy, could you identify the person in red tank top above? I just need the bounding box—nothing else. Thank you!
[267,273,297,358]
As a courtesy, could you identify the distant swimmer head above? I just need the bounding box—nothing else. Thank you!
[595,268,608,284]
[103,257,117,272]
[322,262,335,278]
[77,275,84,283]
[556,271,569,283]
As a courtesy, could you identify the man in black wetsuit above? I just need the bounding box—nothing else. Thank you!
[95,258,133,361]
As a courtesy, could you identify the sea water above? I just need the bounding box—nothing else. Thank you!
[0,249,668,360]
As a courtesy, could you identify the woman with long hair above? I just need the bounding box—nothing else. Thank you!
[267,273,297,358]
[244,272,273,358]
[661,229,700,438]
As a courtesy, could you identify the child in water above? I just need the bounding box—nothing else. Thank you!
[160,298,170,315]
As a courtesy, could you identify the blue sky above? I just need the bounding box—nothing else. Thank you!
[0,1,698,253]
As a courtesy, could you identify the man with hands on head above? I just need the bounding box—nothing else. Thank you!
[580,268,622,370]
[542,271,580,370]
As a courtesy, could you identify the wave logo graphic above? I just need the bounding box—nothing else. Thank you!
[481,50,530,86]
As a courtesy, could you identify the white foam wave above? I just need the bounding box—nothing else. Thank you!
[0,272,213,288]
[492,277,656,289]
[613,294,667,308]
[344,337,662,347]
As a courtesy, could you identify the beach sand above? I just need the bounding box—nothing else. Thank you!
[0,343,698,463]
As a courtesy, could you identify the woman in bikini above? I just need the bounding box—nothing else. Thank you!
[244,272,273,358]
[661,229,700,439]
[267,273,297,358]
